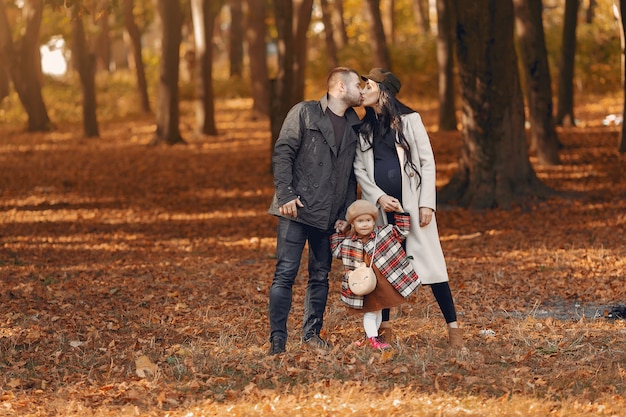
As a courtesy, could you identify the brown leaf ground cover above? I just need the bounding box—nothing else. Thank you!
[1,97,625,416]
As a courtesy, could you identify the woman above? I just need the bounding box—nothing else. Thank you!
[353,68,463,349]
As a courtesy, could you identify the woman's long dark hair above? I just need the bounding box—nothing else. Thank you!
[359,84,421,187]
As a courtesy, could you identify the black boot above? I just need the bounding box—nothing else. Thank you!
[269,338,286,355]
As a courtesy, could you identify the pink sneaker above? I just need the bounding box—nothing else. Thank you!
[369,336,391,350]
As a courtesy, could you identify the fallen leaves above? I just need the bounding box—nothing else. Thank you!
[1,100,626,416]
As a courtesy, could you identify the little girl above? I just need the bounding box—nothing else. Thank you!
[331,199,421,349]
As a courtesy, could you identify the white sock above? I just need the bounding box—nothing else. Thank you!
[363,310,382,338]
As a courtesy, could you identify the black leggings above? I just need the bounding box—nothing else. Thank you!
[382,282,457,324]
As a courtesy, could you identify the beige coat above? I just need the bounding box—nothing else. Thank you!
[353,112,449,284]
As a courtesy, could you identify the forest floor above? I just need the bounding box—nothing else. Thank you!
[1,96,626,416]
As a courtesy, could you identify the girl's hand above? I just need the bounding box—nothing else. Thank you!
[334,219,350,233]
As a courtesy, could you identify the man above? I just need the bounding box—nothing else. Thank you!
[267,67,363,355]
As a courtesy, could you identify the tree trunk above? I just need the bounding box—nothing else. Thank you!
[320,0,339,69]
[71,3,99,138]
[291,0,314,105]
[0,0,51,132]
[513,0,561,165]
[441,0,550,209]
[123,0,150,113]
[619,0,626,153]
[586,0,596,23]
[244,0,270,116]
[365,0,392,69]
[153,0,184,145]
[190,0,218,136]
[332,0,348,49]
[0,63,8,102]
[270,0,294,153]
[413,0,429,33]
[95,6,111,72]
[555,0,579,127]
[436,0,457,131]
[229,0,243,78]
[382,0,395,44]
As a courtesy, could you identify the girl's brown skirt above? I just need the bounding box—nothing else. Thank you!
[349,253,407,314]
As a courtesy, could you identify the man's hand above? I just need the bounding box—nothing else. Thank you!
[279,197,304,218]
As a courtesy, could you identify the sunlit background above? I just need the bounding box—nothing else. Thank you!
[40,36,67,76]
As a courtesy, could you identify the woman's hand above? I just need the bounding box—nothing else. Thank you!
[419,207,434,227]
[378,195,401,212]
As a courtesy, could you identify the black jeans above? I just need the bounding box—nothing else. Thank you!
[269,218,332,342]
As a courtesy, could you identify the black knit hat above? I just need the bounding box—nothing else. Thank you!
[361,68,401,96]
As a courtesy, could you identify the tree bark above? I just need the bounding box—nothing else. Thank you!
[413,0,429,33]
[555,0,579,127]
[123,0,150,113]
[0,0,51,132]
[244,0,270,116]
[270,0,294,153]
[320,0,339,69]
[586,0,596,23]
[190,0,218,136]
[618,0,626,153]
[513,0,561,165]
[70,3,99,138]
[0,63,8,102]
[382,0,395,44]
[291,0,314,105]
[95,6,111,72]
[332,0,348,49]
[229,0,243,78]
[441,0,550,209]
[71,3,99,138]
[436,0,457,131]
[153,0,184,145]
[365,0,392,69]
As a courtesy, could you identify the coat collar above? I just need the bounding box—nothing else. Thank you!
[350,231,376,241]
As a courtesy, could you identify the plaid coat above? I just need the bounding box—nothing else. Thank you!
[330,212,421,309]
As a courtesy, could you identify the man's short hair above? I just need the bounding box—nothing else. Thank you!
[327,67,358,90]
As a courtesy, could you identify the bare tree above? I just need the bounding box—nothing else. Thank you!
[94,3,111,72]
[190,0,218,136]
[441,0,551,209]
[617,0,626,153]
[0,0,51,132]
[123,0,150,113]
[555,0,580,127]
[586,0,596,23]
[291,0,314,105]
[320,0,339,69]
[332,0,348,49]
[513,0,560,165]
[0,64,8,102]
[413,0,430,33]
[70,2,99,138]
[270,0,294,148]
[244,0,270,116]
[229,0,243,78]
[382,0,395,44]
[152,0,184,145]
[365,0,392,69]
[436,0,457,131]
